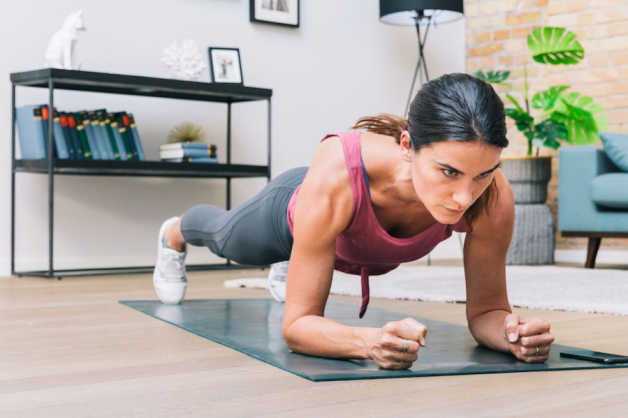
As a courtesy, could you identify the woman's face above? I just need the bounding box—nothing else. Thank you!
[402,132,502,224]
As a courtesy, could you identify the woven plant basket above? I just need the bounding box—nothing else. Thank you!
[506,204,555,265]
[501,156,552,204]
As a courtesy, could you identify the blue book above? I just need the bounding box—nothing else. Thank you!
[59,113,76,159]
[87,112,107,160]
[109,116,127,161]
[39,106,52,158]
[67,113,86,159]
[160,142,210,150]
[61,112,82,160]
[96,111,115,160]
[15,104,46,159]
[89,109,111,160]
[92,117,112,160]
[114,112,138,160]
[160,147,212,159]
[52,110,70,159]
[81,113,101,159]
[128,114,146,161]
[102,115,121,160]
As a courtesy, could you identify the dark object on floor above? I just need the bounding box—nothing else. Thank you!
[119,298,628,382]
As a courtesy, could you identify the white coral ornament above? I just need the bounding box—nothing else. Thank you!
[161,40,207,80]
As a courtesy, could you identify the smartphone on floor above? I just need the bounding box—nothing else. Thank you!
[560,349,628,364]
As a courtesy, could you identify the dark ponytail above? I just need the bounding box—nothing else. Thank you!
[351,113,407,144]
[351,73,509,227]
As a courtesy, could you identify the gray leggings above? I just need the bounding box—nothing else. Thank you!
[180,166,308,265]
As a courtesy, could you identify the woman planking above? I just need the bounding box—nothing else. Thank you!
[152,73,555,370]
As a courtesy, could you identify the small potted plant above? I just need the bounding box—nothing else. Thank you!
[475,26,607,204]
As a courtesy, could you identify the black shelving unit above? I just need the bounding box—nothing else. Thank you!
[10,68,272,278]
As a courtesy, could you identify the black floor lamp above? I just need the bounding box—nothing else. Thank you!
[380,0,464,117]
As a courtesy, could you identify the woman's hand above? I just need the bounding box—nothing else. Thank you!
[504,313,555,363]
[369,318,427,370]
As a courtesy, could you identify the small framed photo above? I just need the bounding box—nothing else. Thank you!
[250,0,300,28]
[208,47,243,84]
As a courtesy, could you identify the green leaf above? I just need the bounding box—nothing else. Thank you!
[533,118,567,149]
[506,107,535,140]
[527,27,585,65]
[474,70,511,83]
[553,92,606,144]
[531,86,570,110]
[506,94,525,112]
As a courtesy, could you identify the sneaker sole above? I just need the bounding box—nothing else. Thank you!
[154,281,187,304]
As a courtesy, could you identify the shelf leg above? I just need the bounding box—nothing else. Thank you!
[10,83,16,276]
[267,97,272,181]
[48,78,55,278]
[226,101,232,204]
[226,101,232,266]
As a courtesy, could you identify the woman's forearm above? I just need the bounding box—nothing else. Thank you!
[468,309,511,353]
[283,315,380,360]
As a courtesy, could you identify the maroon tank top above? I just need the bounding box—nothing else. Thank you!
[287,131,469,318]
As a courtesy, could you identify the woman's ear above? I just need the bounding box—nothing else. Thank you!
[400,130,412,162]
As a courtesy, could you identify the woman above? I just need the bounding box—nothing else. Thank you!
[153,73,555,370]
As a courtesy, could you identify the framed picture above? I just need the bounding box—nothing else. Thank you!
[208,47,243,84]
[250,0,300,28]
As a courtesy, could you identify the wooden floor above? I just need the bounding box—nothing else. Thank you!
[2,262,628,417]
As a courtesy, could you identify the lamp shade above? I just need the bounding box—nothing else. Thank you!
[379,0,464,25]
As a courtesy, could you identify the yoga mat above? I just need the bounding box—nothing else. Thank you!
[120,298,628,382]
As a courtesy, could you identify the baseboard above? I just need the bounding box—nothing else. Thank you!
[0,253,229,277]
[2,244,623,277]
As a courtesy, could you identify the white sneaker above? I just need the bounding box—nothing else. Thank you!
[153,216,188,304]
[267,260,289,302]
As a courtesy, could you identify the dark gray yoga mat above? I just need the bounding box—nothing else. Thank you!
[119,298,628,382]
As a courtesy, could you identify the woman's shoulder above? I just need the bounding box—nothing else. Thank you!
[293,135,355,233]
[305,134,353,203]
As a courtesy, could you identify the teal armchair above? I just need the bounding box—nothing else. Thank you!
[558,145,628,268]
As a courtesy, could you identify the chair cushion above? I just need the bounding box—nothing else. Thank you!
[591,173,628,209]
[600,132,628,171]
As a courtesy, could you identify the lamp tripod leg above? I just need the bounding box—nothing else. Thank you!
[404,17,432,117]
[404,58,421,117]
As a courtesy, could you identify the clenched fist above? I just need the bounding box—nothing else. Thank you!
[368,318,427,370]
[504,313,555,363]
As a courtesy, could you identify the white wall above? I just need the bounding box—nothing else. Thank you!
[0,1,466,274]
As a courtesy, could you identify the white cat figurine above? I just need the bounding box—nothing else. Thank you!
[44,10,87,70]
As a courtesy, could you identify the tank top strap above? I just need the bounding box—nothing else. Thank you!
[320,131,368,225]
[320,131,362,170]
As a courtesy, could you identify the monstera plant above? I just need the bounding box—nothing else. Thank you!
[472,27,609,265]
[475,26,607,157]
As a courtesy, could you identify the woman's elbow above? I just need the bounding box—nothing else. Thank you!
[281,317,299,349]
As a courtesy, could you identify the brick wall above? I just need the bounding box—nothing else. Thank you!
[465,0,628,250]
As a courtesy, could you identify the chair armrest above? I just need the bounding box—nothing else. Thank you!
[558,146,618,232]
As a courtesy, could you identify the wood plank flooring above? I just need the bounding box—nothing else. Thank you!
[1,262,627,417]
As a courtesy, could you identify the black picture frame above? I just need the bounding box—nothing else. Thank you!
[249,0,300,28]
[208,47,244,84]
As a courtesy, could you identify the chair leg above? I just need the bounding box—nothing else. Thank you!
[585,237,601,268]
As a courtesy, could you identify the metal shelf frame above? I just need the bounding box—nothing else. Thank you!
[10,68,273,278]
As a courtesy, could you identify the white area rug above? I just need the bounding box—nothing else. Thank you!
[224,265,628,316]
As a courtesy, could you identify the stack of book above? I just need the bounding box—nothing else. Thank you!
[160,142,218,163]
[15,104,146,161]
